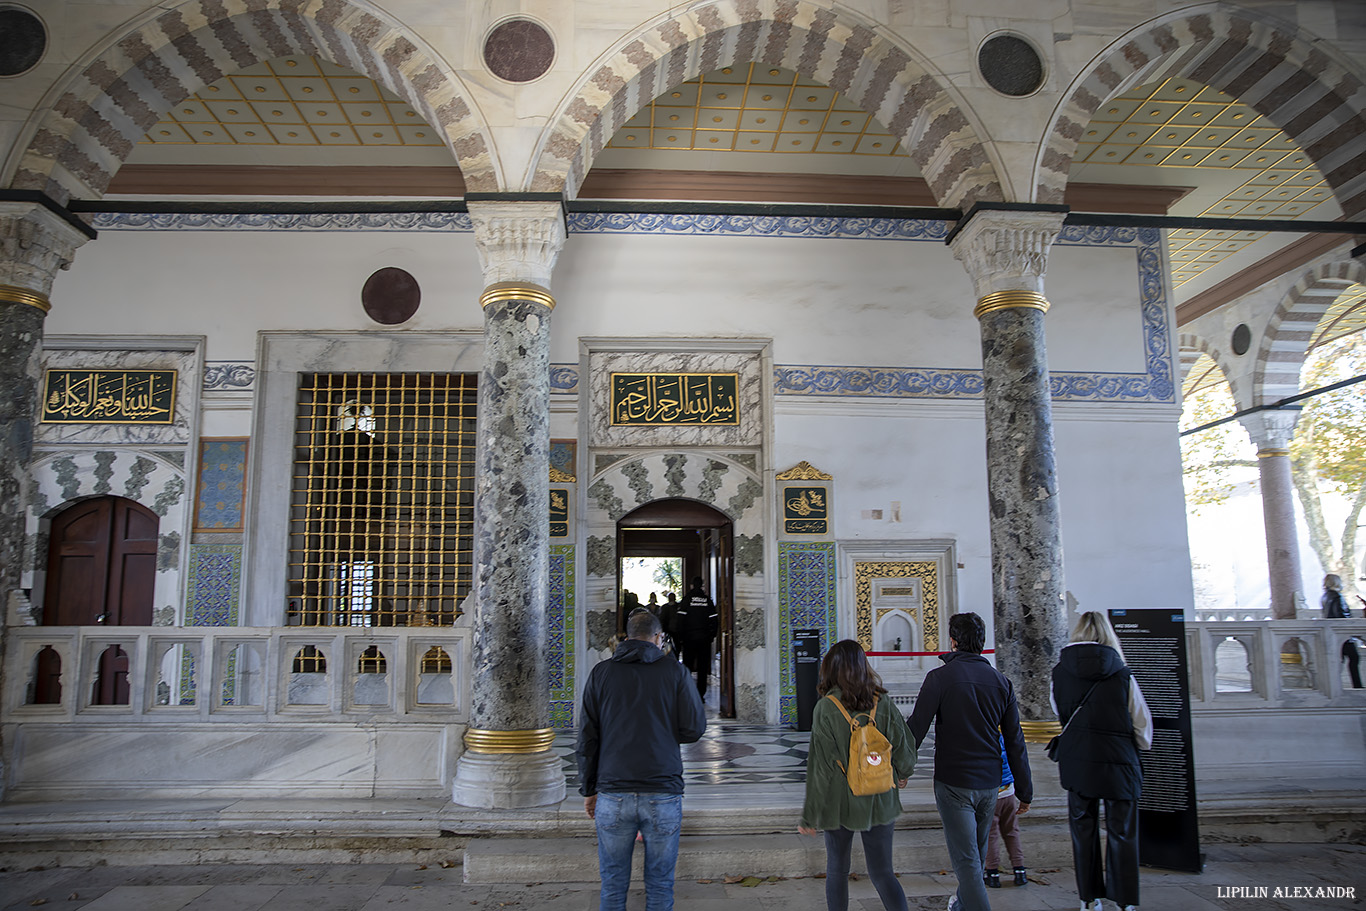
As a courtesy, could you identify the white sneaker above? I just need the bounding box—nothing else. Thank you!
[1124,906,1138,911]
[948,896,961,911]
[1079,901,1102,911]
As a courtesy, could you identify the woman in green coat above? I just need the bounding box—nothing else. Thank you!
[799,639,917,911]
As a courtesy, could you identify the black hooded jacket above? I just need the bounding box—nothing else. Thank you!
[576,638,707,796]
[1052,643,1142,800]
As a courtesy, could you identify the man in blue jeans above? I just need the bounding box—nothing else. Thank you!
[906,612,1032,911]
[577,608,707,910]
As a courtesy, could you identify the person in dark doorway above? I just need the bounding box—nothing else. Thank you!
[676,577,719,698]
[1321,574,1362,688]
[577,608,706,911]
[1051,611,1153,911]
[905,612,1032,911]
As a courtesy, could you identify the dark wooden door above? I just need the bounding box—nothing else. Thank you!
[44,497,157,627]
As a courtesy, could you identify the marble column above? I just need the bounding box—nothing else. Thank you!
[950,209,1069,730]
[450,201,567,808]
[1239,409,1304,619]
[0,202,90,799]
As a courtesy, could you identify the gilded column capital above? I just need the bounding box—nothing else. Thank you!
[468,201,567,290]
[0,202,91,307]
[948,209,1066,300]
[1238,407,1300,452]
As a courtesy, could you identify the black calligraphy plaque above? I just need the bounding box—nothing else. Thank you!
[1110,608,1202,874]
[610,373,739,426]
[783,485,828,536]
[549,487,569,538]
[42,369,177,424]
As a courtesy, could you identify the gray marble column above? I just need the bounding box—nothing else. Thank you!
[0,202,89,799]
[451,201,567,809]
[1239,410,1304,619]
[950,209,1069,730]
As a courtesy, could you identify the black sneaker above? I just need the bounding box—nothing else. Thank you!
[984,870,1001,888]
[1013,867,1028,886]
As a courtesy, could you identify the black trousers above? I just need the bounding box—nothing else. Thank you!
[1068,790,1140,908]
[681,637,712,697]
[1344,639,1362,688]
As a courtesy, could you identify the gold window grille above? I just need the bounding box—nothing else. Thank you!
[288,373,477,627]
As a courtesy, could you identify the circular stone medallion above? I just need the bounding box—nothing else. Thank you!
[0,7,47,77]
[978,33,1045,97]
[362,267,421,325]
[483,18,554,83]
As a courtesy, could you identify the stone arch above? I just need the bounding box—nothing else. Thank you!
[1251,258,1366,405]
[1038,4,1366,217]
[530,0,1001,208]
[1177,330,1248,409]
[7,0,496,203]
[23,449,188,624]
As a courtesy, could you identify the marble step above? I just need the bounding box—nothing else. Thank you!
[461,827,1077,884]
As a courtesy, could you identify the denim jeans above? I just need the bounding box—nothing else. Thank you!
[823,823,907,911]
[934,780,997,911]
[595,791,683,911]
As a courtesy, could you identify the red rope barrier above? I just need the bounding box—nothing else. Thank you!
[864,650,995,656]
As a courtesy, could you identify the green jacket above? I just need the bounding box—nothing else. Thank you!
[800,686,917,831]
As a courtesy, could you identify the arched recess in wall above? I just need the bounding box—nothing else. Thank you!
[5,0,497,202]
[1251,259,1366,405]
[529,0,1002,209]
[1036,4,1366,217]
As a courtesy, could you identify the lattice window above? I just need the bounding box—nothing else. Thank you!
[288,373,477,626]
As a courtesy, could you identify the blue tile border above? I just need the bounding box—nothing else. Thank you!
[185,543,241,626]
[549,544,576,729]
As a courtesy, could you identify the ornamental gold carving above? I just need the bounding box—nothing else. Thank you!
[775,461,832,481]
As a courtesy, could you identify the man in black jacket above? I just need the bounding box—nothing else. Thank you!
[675,577,719,698]
[577,609,707,911]
[906,612,1032,911]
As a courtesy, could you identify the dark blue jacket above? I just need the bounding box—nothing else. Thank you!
[576,638,706,796]
[906,651,1032,804]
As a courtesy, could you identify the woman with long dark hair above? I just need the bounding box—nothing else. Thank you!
[1052,612,1153,911]
[798,639,916,911]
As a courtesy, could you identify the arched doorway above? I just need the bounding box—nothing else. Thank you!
[44,496,158,627]
[618,499,734,717]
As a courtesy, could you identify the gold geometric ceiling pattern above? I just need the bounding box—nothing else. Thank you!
[143,56,443,147]
[605,63,904,156]
[142,62,1338,294]
[1073,77,1332,289]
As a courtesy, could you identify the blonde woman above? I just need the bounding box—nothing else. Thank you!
[1051,611,1153,911]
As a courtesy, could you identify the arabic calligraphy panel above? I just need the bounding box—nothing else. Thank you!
[610,373,739,426]
[41,369,177,425]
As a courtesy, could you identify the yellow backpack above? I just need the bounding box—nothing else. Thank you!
[826,694,895,796]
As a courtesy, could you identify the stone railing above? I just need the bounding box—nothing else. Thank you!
[1187,618,1365,705]
[3,625,470,722]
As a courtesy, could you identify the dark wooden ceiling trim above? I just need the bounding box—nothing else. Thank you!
[107,164,1189,215]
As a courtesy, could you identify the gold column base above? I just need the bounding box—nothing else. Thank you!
[0,284,51,312]
[973,290,1049,320]
[1019,719,1062,743]
[479,282,555,311]
[463,727,556,754]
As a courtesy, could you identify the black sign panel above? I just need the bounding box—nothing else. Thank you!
[42,369,177,424]
[549,487,569,538]
[1110,608,1202,873]
[783,485,828,536]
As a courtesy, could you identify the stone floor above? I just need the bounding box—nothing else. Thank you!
[1,842,1362,910]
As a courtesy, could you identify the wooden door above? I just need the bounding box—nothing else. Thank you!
[709,528,736,718]
[44,497,158,627]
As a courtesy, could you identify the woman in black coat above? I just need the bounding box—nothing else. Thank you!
[1051,611,1153,911]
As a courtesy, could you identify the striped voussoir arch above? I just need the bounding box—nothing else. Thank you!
[1039,7,1366,217]
[1252,258,1366,405]
[530,0,1001,209]
[10,0,495,204]
[1177,331,1244,406]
